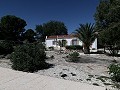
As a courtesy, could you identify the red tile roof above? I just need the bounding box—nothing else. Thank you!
[46,34,75,39]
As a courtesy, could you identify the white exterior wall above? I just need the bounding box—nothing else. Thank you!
[65,38,71,45]
[78,39,83,46]
[91,39,97,49]
[46,39,56,47]
[46,37,82,47]
[46,37,97,49]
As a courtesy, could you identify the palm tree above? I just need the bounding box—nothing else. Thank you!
[74,23,97,54]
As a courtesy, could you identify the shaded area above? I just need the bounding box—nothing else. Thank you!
[64,55,113,64]
[33,62,54,72]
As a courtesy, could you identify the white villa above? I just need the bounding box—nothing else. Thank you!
[45,34,97,50]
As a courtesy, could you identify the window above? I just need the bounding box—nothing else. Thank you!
[53,41,57,45]
[72,39,78,45]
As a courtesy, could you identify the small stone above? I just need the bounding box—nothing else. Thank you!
[93,83,99,86]
[79,79,83,81]
[59,72,62,74]
[61,74,67,78]
[86,78,91,81]
[63,69,67,71]
[71,73,76,76]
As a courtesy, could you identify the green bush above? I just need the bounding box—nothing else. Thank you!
[108,64,120,82]
[69,52,79,57]
[10,43,47,72]
[65,45,83,50]
[68,52,80,62]
[0,40,14,55]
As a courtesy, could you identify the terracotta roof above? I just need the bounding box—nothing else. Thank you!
[46,34,75,39]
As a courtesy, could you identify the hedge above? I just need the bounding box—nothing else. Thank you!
[65,45,83,50]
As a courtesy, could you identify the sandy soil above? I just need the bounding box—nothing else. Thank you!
[36,51,120,89]
[0,51,120,89]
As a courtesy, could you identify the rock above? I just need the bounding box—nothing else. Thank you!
[59,72,62,74]
[35,51,115,89]
[71,73,76,76]
[79,79,83,81]
[93,83,99,86]
[61,74,67,78]
[86,78,91,81]
[63,68,69,71]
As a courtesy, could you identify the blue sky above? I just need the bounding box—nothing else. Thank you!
[0,0,99,33]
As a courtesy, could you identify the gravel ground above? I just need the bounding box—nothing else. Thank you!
[0,59,11,69]
[36,51,120,89]
[0,51,120,90]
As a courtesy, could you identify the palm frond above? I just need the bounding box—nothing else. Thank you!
[74,23,97,47]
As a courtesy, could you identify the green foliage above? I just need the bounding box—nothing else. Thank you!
[0,40,14,55]
[96,77,106,82]
[69,52,79,57]
[58,40,67,47]
[35,20,68,41]
[10,43,46,72]
[35,25,44,42]
[68,52,79,62]
[112,82,120,89]
[99,28,120,56]
[23,29,36,43]
[65,45,83,50]
[94,0,110,31]
[94,0,120,31]
[57,39,67,53]
[108,64,120,82]
[94,0,120,56]
[74,23,97,54]
[0,15,27,41]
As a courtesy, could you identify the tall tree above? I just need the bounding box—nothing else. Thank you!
[94,0,110,31]
[35,25,45,42]
[94,0,120,56]
[74,23,97,54]
[35,20,68,42]
[0,23,2,39]
[0,15,27,41]
[23,29,36,43]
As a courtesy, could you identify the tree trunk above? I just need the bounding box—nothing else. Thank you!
[103,46,106,53]
[83,46,90,54]
[59,46,62,53]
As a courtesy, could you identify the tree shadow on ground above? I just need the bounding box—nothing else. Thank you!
[105,53,120,57]
[39,62,54,70]
[34,62,54,73]
[90,51,104,54]
[65,56,112,64]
